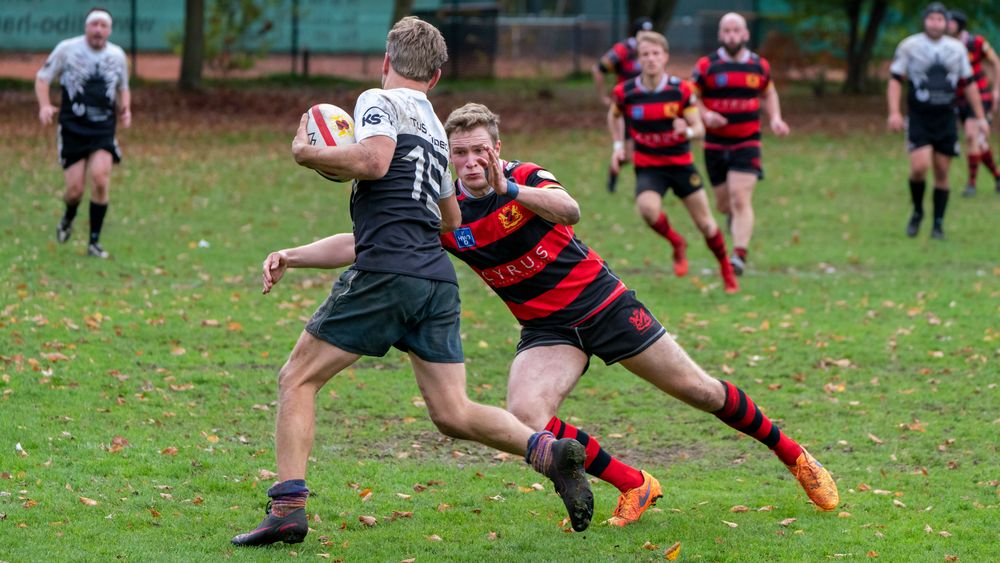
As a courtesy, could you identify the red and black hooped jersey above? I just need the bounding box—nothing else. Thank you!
[959,34,993,105]
[692,48,771,149]
[600,38,642,84]
[612,74,697,168]
[440,160,627,328]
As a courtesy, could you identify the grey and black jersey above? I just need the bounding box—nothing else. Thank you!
[37,36,129,137]
[350,87,457,284]
[890,33,972,113]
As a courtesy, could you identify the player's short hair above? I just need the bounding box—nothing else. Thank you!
[948,9,967,31]
[444,103,501,144]
[386,16,448,83]
[636,30,669,52]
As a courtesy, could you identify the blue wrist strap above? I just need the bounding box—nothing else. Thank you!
[506,179,520,199]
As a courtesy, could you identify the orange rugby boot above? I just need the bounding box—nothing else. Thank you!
[671,238,688,277]
[787,448,839,511]
[606,470,662,527]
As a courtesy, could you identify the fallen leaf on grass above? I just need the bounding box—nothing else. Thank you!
[486,531,498,541]
[201,319,220,327]
[939,531,951,538]
[779,518,797,526]
[945,556,958,562]
[893,499,906,508]
[925,524,934,533]
[160,447,179,455]
[642,541,659,550]
[258,469,278,480]
[838,511,852,518]
[436,503,450,512]
[170,347,186,356]
[757,505,774,512]
[868,433,884,445]
[396,493,411,500]
[722,520,738,528]
[79,497,98,506]
[867,551,879,558]
[730,505,750,513]
[149,508,161,518]
[359,488,372,502]
[426,534,442,542]
[665,542,681,560]
[389,511,412,521]
[358,515,376,527]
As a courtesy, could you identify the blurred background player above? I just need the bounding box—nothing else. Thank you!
[609,31,739,294]
[692,12,789,276]
[947,9,1000,197]
[593,17,653,192]
[36,8,131,259]
[233,17,593,547]
[888,3,988,239]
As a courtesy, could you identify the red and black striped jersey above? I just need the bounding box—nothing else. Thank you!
[612,74,696,168]
[692,48,771,149]
[958,34,993,105]
[440,160,627,328]
[600,38,642,84]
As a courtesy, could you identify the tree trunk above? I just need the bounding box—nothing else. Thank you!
[843,0,888,94]
[392,0,415,25]
[627,0,679,34]
[180,0,204,91]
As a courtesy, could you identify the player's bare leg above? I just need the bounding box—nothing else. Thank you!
[712,182,732,233]
[411,352,593,532]
[637,191,687,276]
[507,345,660,526]
[906,146,932,237]
[85,150,113,257]
[680,190,738,292]
[56,159,87,244]
[725,170,757,274]
[930,151,951,239]
[619,334,839,510]
[233,331,360,547]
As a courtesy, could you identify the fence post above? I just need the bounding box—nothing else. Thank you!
[130,0,137,78]
[291,0,299,75]
[573,15,582,75]
[303,49,310,79]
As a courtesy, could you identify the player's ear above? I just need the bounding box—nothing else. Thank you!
[427,68,443,90]
[381,54,390,78]
[495,139,502,154]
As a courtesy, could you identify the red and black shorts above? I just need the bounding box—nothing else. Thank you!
[704,145,763,187]
[515,290,666,366]
[635,164,704,199]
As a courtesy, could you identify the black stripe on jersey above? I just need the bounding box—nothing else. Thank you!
[701,87,761,99]
[706,131,760,144]
[634,142,692,156]
[722,111,762,124]
[705,60,767,75]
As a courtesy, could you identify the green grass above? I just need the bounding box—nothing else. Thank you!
[1,97,998,562]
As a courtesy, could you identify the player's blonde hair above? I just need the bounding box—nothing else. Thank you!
[444,103,501,144]
[386,16,448,82]
[636,30,669,52]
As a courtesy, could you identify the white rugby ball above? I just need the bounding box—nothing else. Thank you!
[305,103,356,182]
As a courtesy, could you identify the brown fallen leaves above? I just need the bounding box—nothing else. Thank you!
[78,497,98,506]
[358,515,376,527]
[665,541,681,560]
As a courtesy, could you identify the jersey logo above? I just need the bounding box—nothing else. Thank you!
[631,106,645,120]
[497,204,525,232]
[662,102,680,118]
[362,107,389,126]
[746,74,761,88]
[454,226,477,249]
[629,307,653,332]
[715,73,729,87]
[690,173,702,188]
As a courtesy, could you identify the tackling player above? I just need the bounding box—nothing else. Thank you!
[692,12,789,275]
[264,102,842,525]
[947,9,1000,197]
[232,17,593,547]
[609,31,739,294]
[888,3,988,239]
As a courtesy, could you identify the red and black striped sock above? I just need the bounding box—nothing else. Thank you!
[713,380,802,466]
[705,228,728,263]
[546,417,644,492]
[651,212,686,248]
[968,153,981,184]
[734,247,748,261]
[981,150,1000,179]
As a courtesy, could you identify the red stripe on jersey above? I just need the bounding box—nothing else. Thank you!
[470,225,574,288]
[634,151,694,167]
[704,140,761,151]
[504,248,611,321]
[706,70,768,90]
[712,120,760,140]
[444,200,538,251]
[704,97,761,114]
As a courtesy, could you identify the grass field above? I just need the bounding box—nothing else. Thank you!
[1,82,998,562]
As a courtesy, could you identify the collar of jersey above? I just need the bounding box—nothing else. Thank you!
[635,73,669,93]
[716,47,751,63]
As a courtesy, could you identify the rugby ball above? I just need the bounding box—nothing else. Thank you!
[305,103,356,182]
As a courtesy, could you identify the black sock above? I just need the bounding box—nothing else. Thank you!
[932,188,949,224]
[62,200,80,227]
[909,179,926,215]
[89,201,108,244]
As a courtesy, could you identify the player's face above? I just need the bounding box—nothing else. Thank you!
[718,20,748,54]
[85,18,111,49]
[924,13,947,39]
[449,126,499,192]
[637,42,667,77]
[946,19,958,36]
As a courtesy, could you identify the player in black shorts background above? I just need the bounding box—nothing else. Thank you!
[35,8,131,259]
[888,3,989,239]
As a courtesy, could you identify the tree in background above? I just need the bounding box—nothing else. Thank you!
[628,0,679,33]
[393,0,415,24]
[787,0,1000,94]
[180,0,205,91]
[174,0,276,88]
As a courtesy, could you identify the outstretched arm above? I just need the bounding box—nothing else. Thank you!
[261,233,356,294]
[763,83,789,136]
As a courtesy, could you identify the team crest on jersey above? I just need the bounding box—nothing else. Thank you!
[629,307,653,332]
[746,74,761,88]
[454,226,477,249]
[631,106,645,120]
[715,73,728,87]
[663,102,680,118]
[498,204,525,231]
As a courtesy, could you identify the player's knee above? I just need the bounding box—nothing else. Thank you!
[428,409,471,440]
[507,401,547,431]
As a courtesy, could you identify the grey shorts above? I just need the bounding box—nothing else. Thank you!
[305,269,464,363]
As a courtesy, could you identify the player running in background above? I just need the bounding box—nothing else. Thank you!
[692,12,789,276]
[232,17,593,547]
[609,31,739,294]
[35,8,131,259]
[264,102,841,525]
[947,9,1000,197]
[888,3,989,239]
